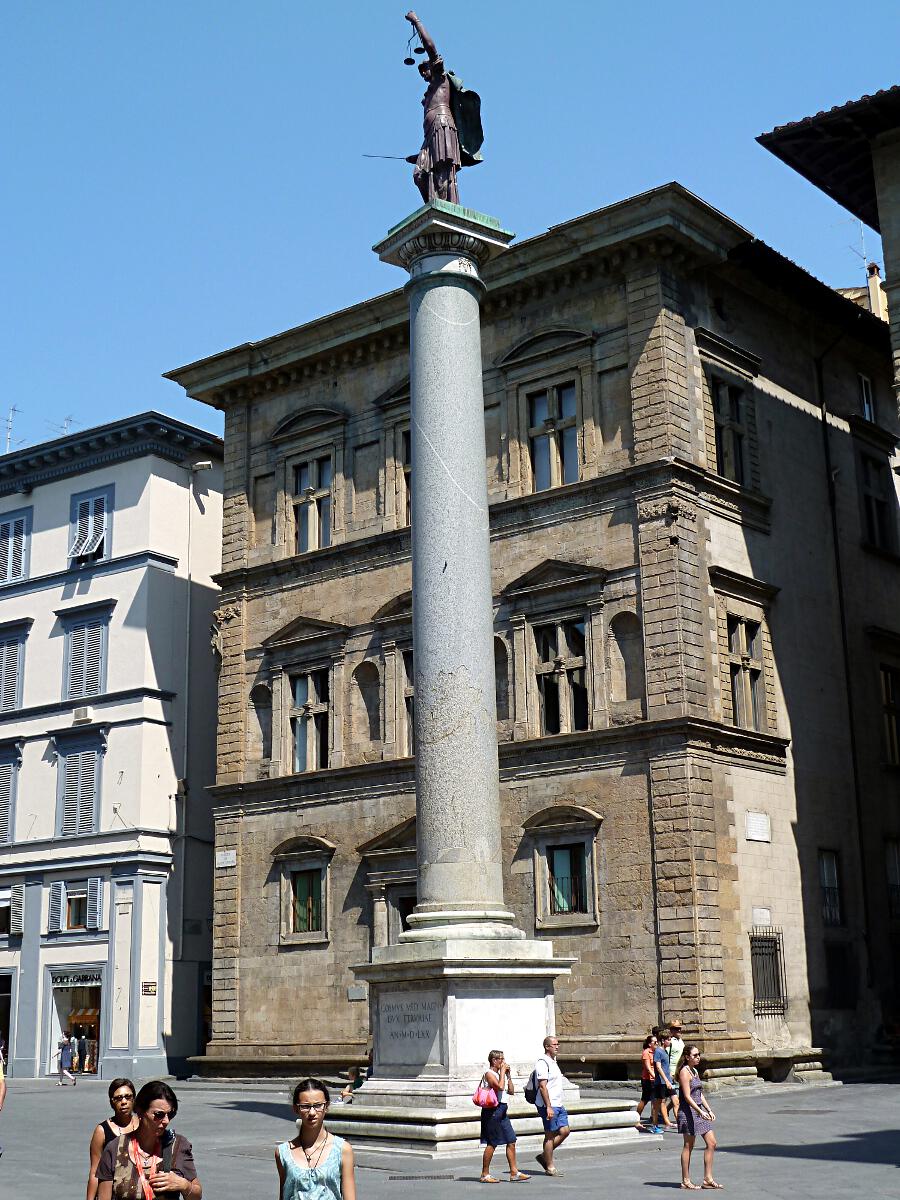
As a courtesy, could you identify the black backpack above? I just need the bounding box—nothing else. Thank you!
[524,1067,539,1105]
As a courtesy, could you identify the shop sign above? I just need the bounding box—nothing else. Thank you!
[141,981,157,996]
[52,969,102,988]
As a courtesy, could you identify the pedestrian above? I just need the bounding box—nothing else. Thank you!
[667,1021,685,1119]
[652,1032,676,1132]
[56,1031,76,1085]
[477,1050,529,1183]
[86,1078,139,1200]
[96,1080,201,1198]
[338,1065,366,1103]
[78,1028,88,1074]
[533,1035,570,1177]
[675,1045,720,1190]
[635,1033,658,1128]
[275,1077,356,1200]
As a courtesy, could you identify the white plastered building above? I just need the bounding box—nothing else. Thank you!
[0,413,222,1078]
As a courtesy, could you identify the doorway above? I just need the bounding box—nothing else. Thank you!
[48,975,102,1074]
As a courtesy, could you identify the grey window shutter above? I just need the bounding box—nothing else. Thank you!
[0,638,19,712]
[0,520,9,581]
[9,882,24,934]
[48,881,64,932]
[0,516,26,583]
[83,623,103,696]
[0,761,13,842]
[77,750,97,834]
[87,877,103,930]
[82,495,107,556]
[67,625,85,698]
[61,752,81,835]
[69,499,92,557]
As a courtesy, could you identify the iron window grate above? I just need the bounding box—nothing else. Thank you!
[750,925,787,1017]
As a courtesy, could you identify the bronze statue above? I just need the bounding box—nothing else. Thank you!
[405,11,483,205]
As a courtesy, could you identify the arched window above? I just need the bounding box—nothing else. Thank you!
[494,638,510,722]
[352,661,381,744]
[608,612,645,707]
[250,683,273,760]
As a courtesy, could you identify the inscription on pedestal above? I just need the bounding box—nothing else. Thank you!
[378,989,442,1066]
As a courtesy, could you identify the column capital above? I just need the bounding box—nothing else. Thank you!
[373,201,514,275]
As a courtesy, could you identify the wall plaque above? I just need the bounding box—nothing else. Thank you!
[378,990,441,1066]
[141,981,157,996]
[215,849,237,869]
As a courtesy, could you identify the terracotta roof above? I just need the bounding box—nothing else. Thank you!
[757,85,900,231]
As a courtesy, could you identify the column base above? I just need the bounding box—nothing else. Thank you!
[327,1096,642,1160]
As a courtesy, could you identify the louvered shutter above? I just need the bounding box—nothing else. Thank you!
[83,623,103,696]
[48,881,64,932]
[87,876,103,929]
[0,638,19,712]
[77,750,97,834]
[67,625,85,698]
[9,882,24,934]
[69,499,92,557]
[0,760,13,842]
[81,494,107,556]
[0,515,26,583]
[61,751,82,835]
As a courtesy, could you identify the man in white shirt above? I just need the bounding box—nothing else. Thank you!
[534,1034,570,1175]
[667,1020,685,1119]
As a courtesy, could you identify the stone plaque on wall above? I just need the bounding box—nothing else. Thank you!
[377,989,442,1066]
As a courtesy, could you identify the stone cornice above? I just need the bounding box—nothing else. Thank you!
[0,412,222,497]
[210,717,789,817]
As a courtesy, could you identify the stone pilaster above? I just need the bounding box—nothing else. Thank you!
[208,816,241,1053]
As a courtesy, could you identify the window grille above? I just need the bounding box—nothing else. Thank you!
[750,926,787,1017]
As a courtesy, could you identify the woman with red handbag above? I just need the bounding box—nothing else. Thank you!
[478,1051,530,1183]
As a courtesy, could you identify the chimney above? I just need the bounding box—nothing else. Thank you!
[867,262,888,321]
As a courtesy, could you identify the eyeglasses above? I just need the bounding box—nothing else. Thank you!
[297,1103,327,1113]
[147,1110,171,1121]
[112,1093,134,1102]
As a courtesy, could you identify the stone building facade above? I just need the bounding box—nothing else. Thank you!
[167,184,898,1074]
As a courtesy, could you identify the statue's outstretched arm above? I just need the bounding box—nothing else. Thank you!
[405,11,439,63]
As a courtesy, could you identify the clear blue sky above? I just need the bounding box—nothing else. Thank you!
[4,1,898,451]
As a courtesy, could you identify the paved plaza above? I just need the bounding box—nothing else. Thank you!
[2,1077,898,1198]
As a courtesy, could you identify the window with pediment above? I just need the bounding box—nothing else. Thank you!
[501,559,608,740]
[524,805,602,931]
[496,328,596,498]
[259,615,348,776]
[710,566,778,733]
[269,407,347,558]
[273,835,335,947]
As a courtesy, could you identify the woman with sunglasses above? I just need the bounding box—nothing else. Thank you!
[87,1078,139,1200]
[675,1046,721,1191]
[276,1078,356,1200]
[96,1080,201,1198]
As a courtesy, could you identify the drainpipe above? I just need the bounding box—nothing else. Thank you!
[812,337,873,989]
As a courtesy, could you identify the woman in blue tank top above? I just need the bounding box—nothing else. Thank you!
[275,1078,356,1200]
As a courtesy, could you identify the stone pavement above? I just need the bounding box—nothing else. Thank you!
[3,1078,898,1198]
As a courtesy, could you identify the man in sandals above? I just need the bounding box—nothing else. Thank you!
[534,1035,570,1176]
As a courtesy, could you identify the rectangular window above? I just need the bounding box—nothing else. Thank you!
[402,649,415,757]
[0,633,23,713]
[69,487,112,564]
[712,380,747,485]
[59,745,99,836]
[291,868,323,934]
[65,618,104,700]
[66,885,87,930]
[292,455,333,554]
[818,849,842,927]
[533,618,589,736]
[0,754,18,844]
[886,840,900,920]
[527,381,579,492]
[290,669,330,773]
[858,373,875,422]
[860,454,895,550]
[727,614,765,731]
[750,926,787,1016]
[881,665,900,765]
[548,843,588,915]
[0,507,31,584]
[400,428,412,527]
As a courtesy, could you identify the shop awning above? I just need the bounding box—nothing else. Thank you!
[69,1008,100,1025]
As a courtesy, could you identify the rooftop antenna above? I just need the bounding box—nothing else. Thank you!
[46,414,80,437]
[848,218,869,282]
[5,406,20,453]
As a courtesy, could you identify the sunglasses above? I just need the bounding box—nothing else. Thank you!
[146,1110,172,1121]
[112,1093,134,1102]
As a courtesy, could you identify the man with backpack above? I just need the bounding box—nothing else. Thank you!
[527,1035,570,1176]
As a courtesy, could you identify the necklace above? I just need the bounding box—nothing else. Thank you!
[299,1132,328,1170]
